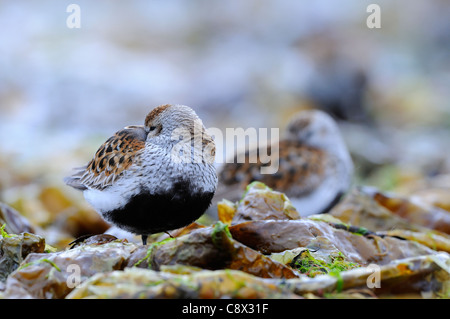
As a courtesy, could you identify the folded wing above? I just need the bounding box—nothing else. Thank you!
[64,125,147,191]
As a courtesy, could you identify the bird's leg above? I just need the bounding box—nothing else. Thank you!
[165,231,174,238]
[141,234,148,245]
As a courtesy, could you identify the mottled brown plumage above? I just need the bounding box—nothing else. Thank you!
[82,126,147,189]
[220,140,325,197]
[64,104,218,244]
[214,109,353,216]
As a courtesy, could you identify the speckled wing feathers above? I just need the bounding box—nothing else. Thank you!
[68,126,147,190]
[219,140,325,197]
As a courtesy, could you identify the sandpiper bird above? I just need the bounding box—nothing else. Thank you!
[64,104,218,245]
[216,109,353,216]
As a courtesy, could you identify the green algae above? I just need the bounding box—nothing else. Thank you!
[289,249,362,279]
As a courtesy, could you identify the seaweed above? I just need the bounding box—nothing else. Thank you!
[133,237,175,268]
[0,224,16,238]
[0,230,46,282]
[289,249,361,278]
[328,222,373,236]
[19,258,61,272]
[211,221,232,248]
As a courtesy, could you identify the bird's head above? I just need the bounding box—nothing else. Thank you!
[144,104,215,164]
[286,109,343,151]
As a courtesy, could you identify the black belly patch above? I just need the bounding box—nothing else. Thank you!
[102,183,214,235]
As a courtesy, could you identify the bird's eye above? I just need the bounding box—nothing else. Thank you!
[147,125,162,136]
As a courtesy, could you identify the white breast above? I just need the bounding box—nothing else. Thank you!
[83,174,141,214]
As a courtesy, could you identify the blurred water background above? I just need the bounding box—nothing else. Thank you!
[0,0,449,206]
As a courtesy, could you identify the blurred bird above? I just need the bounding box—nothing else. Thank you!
[215,109,353,216]
[64,104,218,245]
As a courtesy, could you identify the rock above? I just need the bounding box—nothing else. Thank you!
[0,232,45,283]
[51,205,110,239]
[0,202,35,235]
[218,181,300,225]
[329,187,432,232]
[127,222,299,279]
[67,252,450,299]
[0,241,137,299]
[364,186,450,234]
[378,229,450,253]
[412,188,450,213]
[283,253,450,298]
[67,267,301,299]
[217,199,237,225]
[1,180,448,299]
[68,234,120,249]
[229,220,436,265]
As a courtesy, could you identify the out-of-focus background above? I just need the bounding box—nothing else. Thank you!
[0,1,449,244]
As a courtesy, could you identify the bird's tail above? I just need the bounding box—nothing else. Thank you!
[64,166,88,191]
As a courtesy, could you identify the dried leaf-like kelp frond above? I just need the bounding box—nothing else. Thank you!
[67,267,301,299]
[129,222,299,279]
[364,186,450,234]
[231,181,300,224]
[229,220,435,265]
[282,253,450,297]
[0,232,45,282]
[1,241,137,299]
